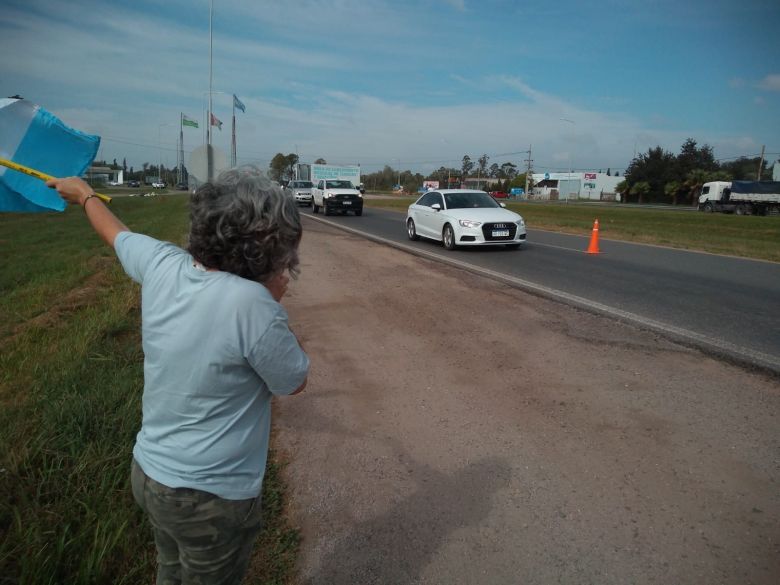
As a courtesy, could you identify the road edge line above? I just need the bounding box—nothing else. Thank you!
[303,214,780,377]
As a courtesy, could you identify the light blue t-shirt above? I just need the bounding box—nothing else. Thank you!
[115,231,309,500]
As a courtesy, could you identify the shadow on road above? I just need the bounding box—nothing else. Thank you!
[298,418,512,584]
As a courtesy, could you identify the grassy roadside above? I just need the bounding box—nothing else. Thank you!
[365,197,780,262]
[0,194,298,585]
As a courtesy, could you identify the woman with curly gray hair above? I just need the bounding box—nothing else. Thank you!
[48,168,309,585]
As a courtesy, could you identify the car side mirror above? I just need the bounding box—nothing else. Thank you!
[431,203,441,211]
[499,202,506,208]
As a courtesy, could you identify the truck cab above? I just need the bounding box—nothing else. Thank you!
[698,181,731,212]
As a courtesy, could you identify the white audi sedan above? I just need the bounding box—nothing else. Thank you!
[406,190,527,250]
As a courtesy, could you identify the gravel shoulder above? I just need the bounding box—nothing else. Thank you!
[275,219,779,585]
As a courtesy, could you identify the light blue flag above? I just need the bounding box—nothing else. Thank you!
[233,94,246,113]
[0,97,100,213]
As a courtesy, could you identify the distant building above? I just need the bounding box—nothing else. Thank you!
[461,177,500,190]
[773,160,780,182]
[530,172,622,202]
[86,166,123,185]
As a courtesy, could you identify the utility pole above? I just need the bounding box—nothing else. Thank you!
[757,145,765,181]
[523,145,533,197]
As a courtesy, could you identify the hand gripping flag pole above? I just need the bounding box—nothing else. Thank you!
[0,157,111,203]
[0,97,105,212]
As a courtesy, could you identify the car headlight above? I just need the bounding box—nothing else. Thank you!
[459,219,482,228]
[516,218,525,227]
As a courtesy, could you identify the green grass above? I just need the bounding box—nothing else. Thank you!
[365,197,780,262]
[0,195,299,585]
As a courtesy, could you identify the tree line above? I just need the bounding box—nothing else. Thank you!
[101,139,773,199]
[619,139,773,205]
[266,151,530,193]
[359,154,529,193]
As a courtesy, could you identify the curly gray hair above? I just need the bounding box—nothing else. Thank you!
[187,167,302,282]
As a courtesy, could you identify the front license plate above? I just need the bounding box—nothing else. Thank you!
[343,201,352,205]
[492,229,510,237]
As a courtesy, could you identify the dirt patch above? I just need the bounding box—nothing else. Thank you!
[275,219,780,585]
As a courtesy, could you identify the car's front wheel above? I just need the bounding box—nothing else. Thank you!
[443,224,456,250]
[407,218,419,241]
[313,201,319,213]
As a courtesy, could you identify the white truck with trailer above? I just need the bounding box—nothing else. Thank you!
[698,180,780,215]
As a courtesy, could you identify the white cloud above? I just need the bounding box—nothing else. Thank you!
[757,74,780,92]
[443,0,466,11]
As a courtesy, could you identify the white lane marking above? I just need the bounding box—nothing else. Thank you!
[302,214,780,374]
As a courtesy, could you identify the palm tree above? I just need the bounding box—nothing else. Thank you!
[631,181,651,204]
[615,179,629,202]
[684,169,709,206]
[665,180,681,205]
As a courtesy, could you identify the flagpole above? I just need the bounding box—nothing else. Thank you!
[231,100,236,167]
[0,158,111,203]
[178,113,184,184]
[207,0,213,180]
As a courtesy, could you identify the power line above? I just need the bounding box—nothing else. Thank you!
[715,152,780,162]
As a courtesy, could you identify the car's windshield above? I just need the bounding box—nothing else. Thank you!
[444,192,501,209]
[326,180,353,189]
[292,181,312,188]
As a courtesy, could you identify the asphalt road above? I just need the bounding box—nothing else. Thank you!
[279,222,780,585]
[300,205,780,373]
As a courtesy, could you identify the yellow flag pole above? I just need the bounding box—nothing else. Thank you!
[0,157,112,203]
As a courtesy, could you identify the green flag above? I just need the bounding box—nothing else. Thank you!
[182,114,199,129]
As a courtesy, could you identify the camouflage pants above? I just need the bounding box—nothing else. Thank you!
[131,459,264,585]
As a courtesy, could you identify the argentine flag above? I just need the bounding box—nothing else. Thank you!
[0,97,100,212]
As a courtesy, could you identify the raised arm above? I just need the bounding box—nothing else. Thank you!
[46,177,129,248]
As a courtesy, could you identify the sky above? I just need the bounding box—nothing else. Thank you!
[2,0,779,177]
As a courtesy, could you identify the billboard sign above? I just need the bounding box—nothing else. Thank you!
[311,164,361,185]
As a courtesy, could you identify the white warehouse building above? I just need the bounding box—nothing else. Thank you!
[530,172,622,202]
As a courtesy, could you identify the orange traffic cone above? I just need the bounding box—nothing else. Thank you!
[586,219,600,254]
